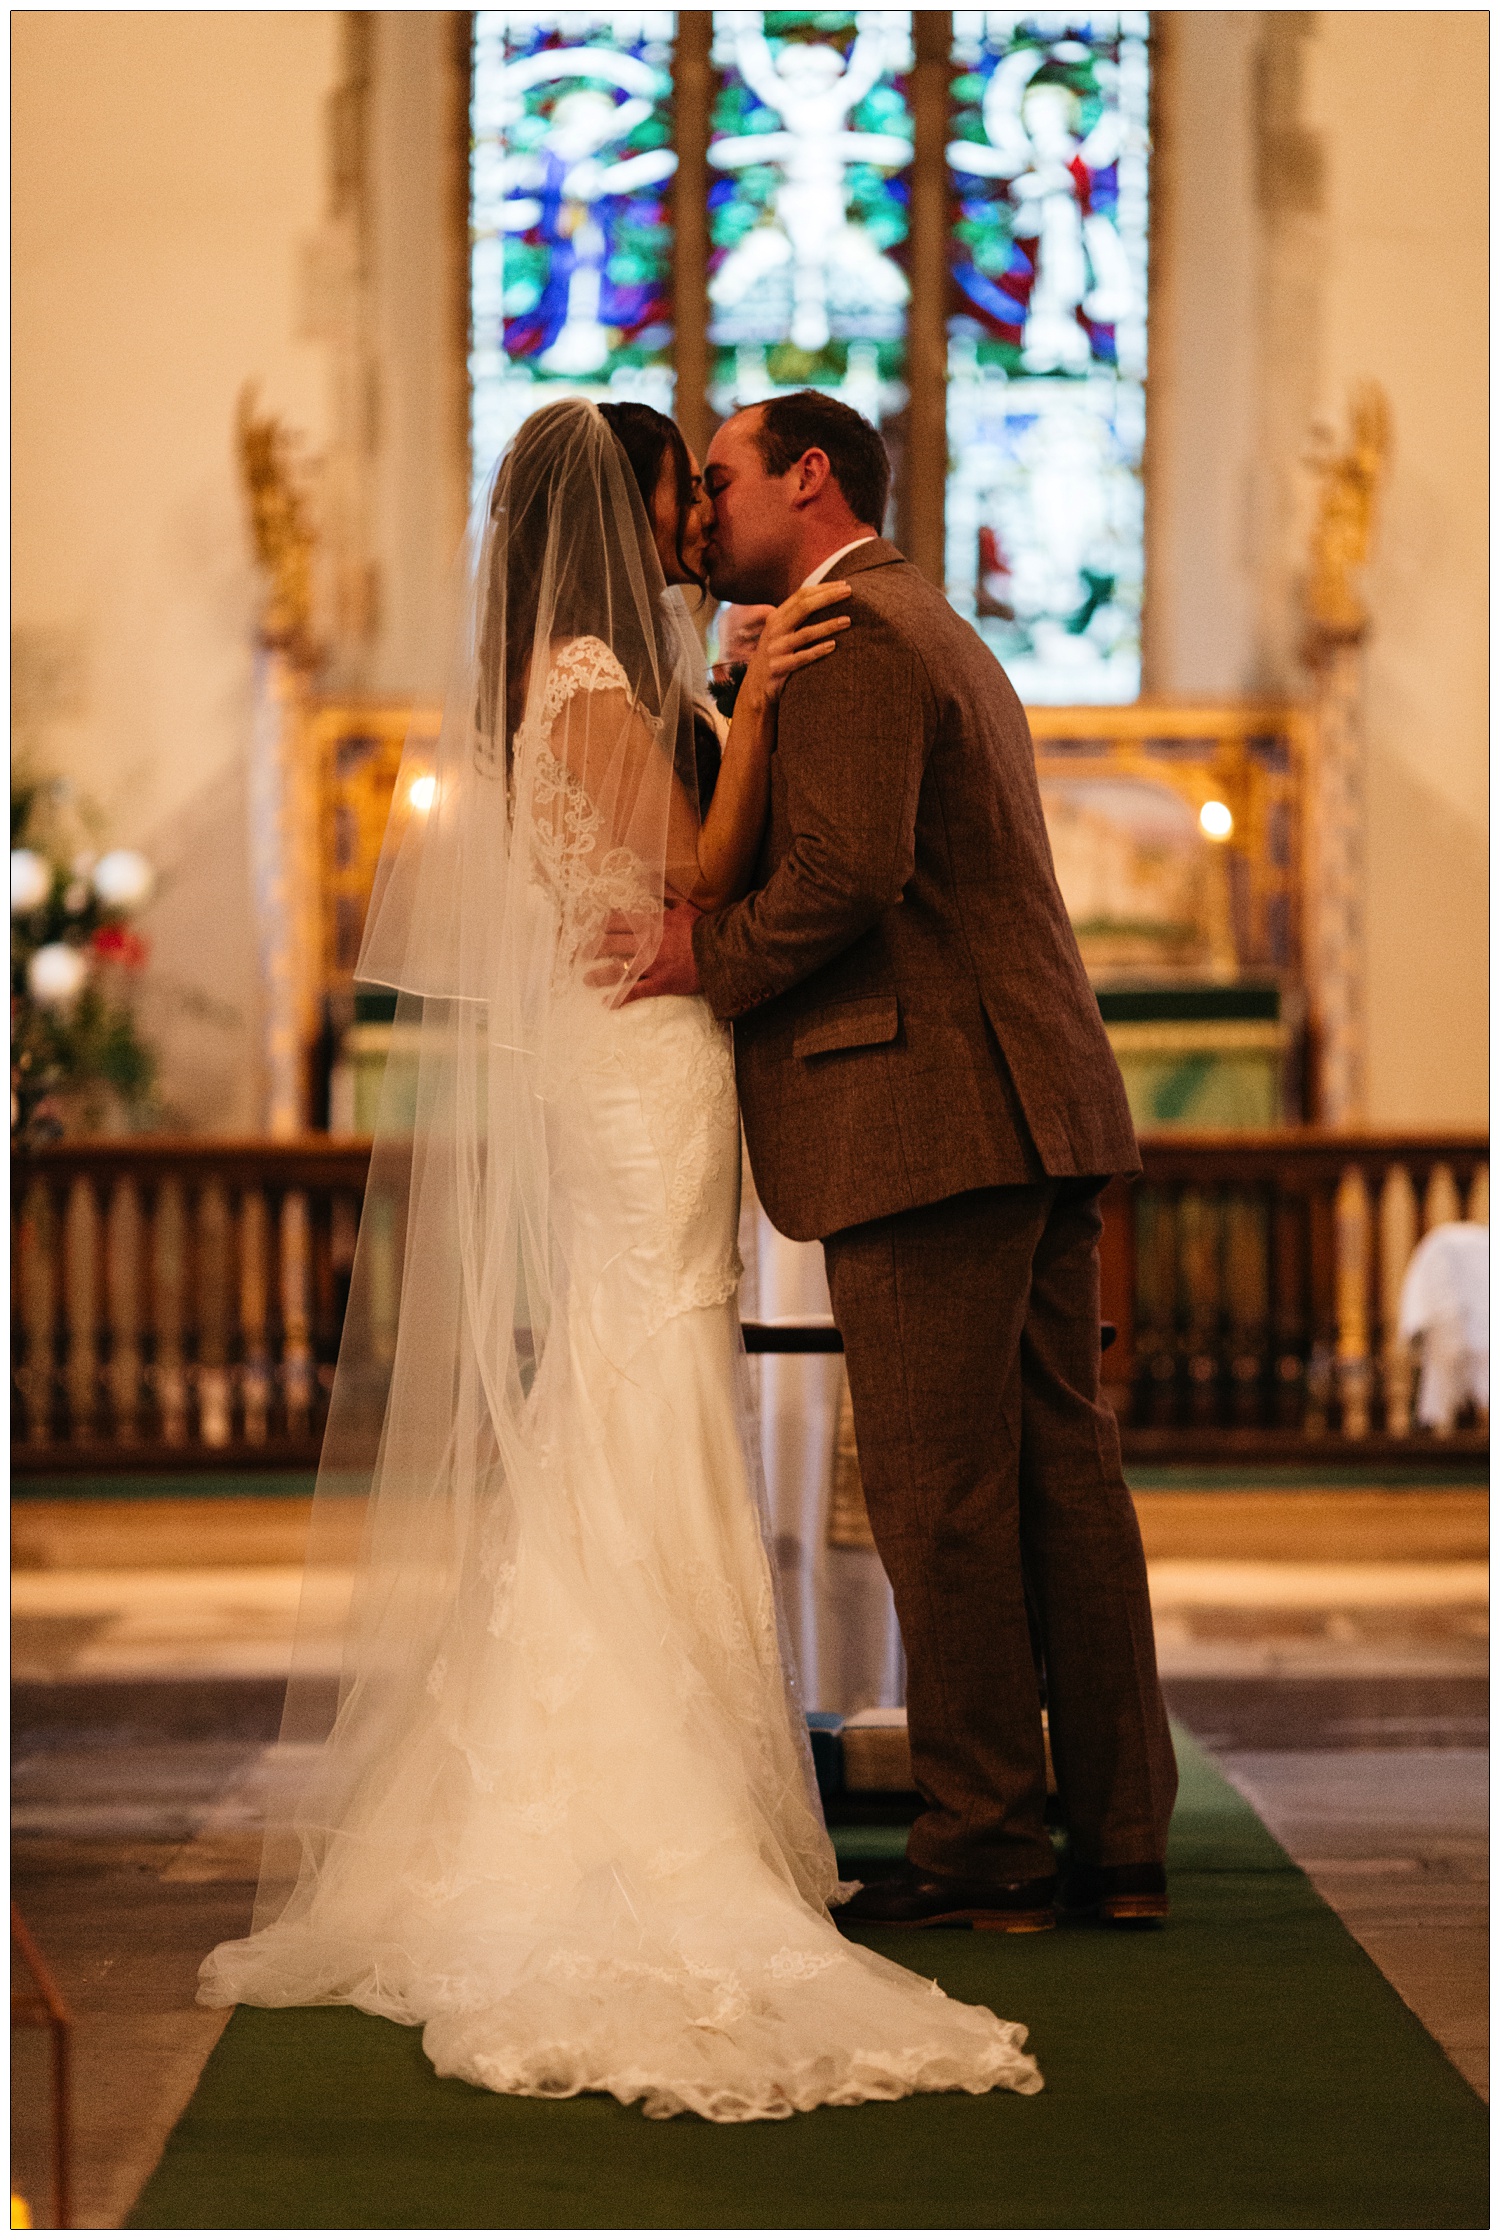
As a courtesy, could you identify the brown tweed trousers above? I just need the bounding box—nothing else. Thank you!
[694,539,1176,1879]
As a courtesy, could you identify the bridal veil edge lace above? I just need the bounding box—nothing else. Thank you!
[199,398,1042,2120]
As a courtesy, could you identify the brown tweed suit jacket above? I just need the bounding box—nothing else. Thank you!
[692,539,1139,1243]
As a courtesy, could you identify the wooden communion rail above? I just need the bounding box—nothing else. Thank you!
[11,1131,1487,1472]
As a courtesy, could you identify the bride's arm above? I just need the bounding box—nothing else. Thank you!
[668,582,850,912]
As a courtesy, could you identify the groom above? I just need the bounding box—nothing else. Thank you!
[630,390,1177,1929]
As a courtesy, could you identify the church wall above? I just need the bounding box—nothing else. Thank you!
[13,12,1485,1136]
[1149,10,1486,1127]
[365,12,472,701]
[1304,10,1488,1126]
[12,11,342,1129]
[1143,12,1262,699]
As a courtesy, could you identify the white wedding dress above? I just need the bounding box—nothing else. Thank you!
[201,638,1042,2120]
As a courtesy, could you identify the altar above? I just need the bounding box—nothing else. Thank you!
[314,692,1312,1138]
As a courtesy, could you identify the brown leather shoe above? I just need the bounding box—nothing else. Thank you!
[834,1864,1057,1933]
[1061,1861,1168,1925]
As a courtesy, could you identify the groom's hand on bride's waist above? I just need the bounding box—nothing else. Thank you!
[585,901,704,1002]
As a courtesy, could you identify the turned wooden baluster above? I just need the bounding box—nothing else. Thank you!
[365,1187,401,1370]
[151,1177,189,1446]
[280,1191,315,1436]
[63,1175,102,1441]
[1223,1189,1270,1427]
[1378,1162,1418,1436]
[105,1178,145,1442]
[1177,1187,1224,1427]
[1333,1164,1374,1437]
[1132,1186,1178,1426]
[240,1188,272,1444]
[17,1178,59,1446]
[330,1191,360,1342]
[1304,1178,1337,1434]
[1423,1162,1462,1233]
[1270,1180,1309,1428]
[196,1179,234,1447]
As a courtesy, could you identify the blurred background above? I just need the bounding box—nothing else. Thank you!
[11,11,1488,2222]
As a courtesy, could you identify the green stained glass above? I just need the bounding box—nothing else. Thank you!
[946,12,1150,703]
[707,10,914,436]
[470,11,678,491]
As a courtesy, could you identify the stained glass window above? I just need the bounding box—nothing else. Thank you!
[470,11,678,490]
[946,13,1150,702]
[707,11,914,438]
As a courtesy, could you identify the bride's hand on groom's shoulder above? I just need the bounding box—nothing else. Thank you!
[743,582,851,708]
[585,901,704,1003]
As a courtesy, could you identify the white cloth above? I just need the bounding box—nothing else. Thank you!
[802,534,878,587]
[1397,1221,1489,1430]
[200,627,1040,2121]
[740,1170,904,1715]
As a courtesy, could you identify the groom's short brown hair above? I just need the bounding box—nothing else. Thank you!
[752,391,891,532]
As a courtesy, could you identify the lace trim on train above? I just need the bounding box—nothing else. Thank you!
[423,2006,1043,2124]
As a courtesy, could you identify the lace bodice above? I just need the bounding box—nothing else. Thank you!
[515,637,660,960]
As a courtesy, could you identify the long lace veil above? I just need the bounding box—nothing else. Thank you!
[253,397,710,1933]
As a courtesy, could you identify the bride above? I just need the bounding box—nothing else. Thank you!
[201,397,1042,2122]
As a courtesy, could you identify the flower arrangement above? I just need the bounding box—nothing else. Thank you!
[11,770,160,1140]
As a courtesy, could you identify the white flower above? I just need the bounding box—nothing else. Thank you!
[91,849,154,910]
[27,942,90,1007]
[63,881,90,915]
[11,850,50,914]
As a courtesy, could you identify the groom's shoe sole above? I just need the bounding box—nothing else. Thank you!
[834,1873,1059,1934]
[1096,1893,1168,1925]
[838,1904,1056,1933]
[966,1908,1056,1933]
[1060,1864,1170,1927]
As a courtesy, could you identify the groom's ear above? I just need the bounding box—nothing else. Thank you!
[788,448,835,510]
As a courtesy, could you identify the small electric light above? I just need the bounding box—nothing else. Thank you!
[92,848,155,909]
[1199,800,1233,840]
[408,774,438,813]
[10,850,50,915]
[28,942,90,1007]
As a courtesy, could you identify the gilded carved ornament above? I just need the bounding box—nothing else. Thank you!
[237,385,316,655]
[1302,382,1391,659]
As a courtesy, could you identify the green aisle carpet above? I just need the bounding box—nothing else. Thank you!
[128,1733,1486,2229]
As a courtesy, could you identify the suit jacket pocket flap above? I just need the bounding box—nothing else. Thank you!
[794,996,900,1061]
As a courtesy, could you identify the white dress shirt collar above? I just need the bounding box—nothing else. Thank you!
[801,535,878,588]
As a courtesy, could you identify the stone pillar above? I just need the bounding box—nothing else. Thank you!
[247,639,319,1137]
[1303,636,1367,1123]
[901,11,952,587]
[1300,383,1389,1124]
[239,394,322,1137]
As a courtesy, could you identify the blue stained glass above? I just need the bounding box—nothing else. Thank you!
[707,11,914,433]
[946,12,1150,703]
[470,12,678,491]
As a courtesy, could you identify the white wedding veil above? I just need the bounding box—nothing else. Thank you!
[207,399,1046,2124]
[251,396,723,1933]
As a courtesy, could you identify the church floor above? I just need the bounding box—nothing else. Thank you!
[10,1487,1488,2227]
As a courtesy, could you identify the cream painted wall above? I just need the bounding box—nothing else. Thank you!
[12,10,342,1128]
[1144,12,1261,697]
[1148,11,1487,1126]
[367,11,471,700]
[1304,10,1488,1126]
[13,12,1485,1132]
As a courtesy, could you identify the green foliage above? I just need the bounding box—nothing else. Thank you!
[10,772,160,1142]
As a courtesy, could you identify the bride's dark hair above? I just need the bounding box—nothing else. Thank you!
[480,399,689,781]
[599,402,722,809]
[596,402,705,596]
